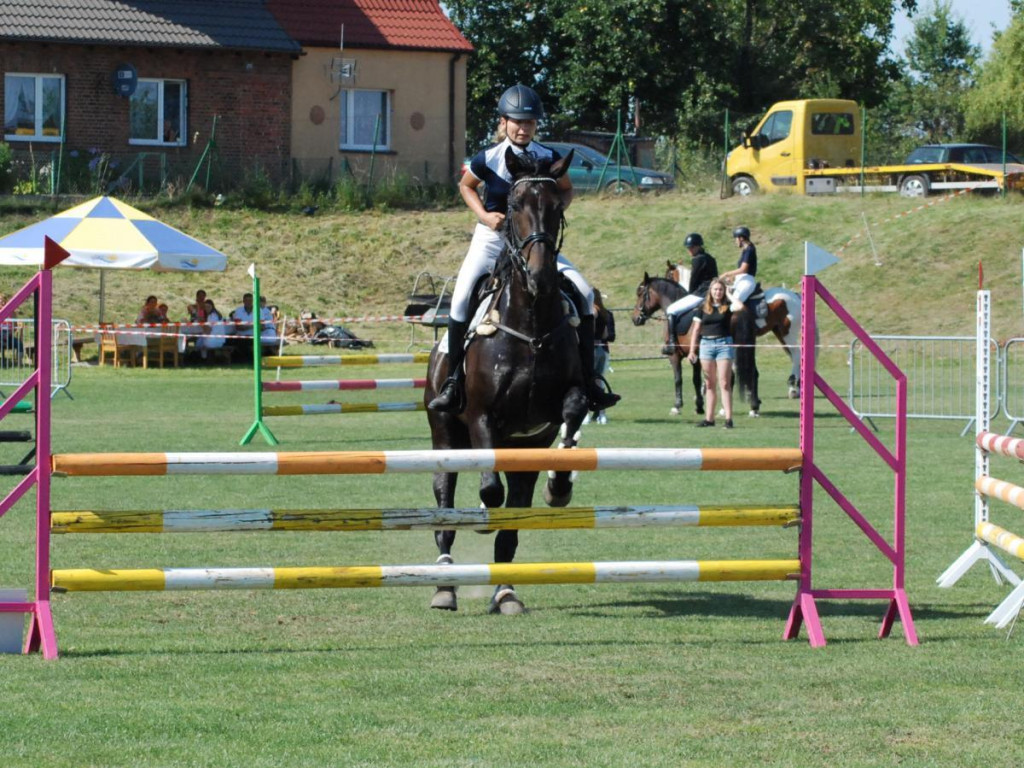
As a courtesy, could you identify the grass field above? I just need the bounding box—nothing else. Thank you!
[2,190,1024,765]
[1,334,1023,767]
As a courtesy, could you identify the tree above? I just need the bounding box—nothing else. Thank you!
[964,9,1024,147]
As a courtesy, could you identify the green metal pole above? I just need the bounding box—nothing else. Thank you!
[860,106,866,198]
[205,115,218,191]
[239,266,279,446]
[722,108,730,196]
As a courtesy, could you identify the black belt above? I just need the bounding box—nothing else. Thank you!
[702,335,729,340]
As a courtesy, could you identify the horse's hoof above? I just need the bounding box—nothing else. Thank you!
[670,406,681,416]
[544,482,573,507]
[788,387,799,399]
[488,587,525,615]
[748,410,760,418]
[430,587,458,611]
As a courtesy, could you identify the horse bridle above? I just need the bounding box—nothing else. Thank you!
[491,175,570,350]
[635,280,656,322]
[504,176,567,276]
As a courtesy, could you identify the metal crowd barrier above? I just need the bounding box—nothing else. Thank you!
[848,334,998,435]
[0,318,73,401]
[1000,338,1024,434]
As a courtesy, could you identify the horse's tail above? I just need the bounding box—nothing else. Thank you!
[733,307,759,407]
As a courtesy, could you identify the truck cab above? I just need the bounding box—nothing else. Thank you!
[725,99,860,196]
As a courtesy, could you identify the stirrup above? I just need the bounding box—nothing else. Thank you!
[427,376,464,413]
[587,376,621,410]
[660,343,675,356]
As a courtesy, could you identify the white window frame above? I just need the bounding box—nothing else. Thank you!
[339,89,391,151]
[3,73,65,142]
[129,78,187,147]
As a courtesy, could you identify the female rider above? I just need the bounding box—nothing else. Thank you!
[721,226,757,312]
[428,84,620,414]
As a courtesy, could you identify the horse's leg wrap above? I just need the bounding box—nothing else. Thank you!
[488,585,525,615]
[427,319,469,413]
[430,547,458,610]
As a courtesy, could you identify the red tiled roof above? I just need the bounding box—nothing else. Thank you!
[267,0,473,53]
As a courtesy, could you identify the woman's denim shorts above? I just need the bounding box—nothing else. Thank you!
[699,336,734,362]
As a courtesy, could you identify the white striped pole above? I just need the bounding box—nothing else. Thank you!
[264,353,431,368]
[262,402,425,416]
[51,505,801,534]
[51,447,803,476]
[51,559,802,592]
[976,475,1024,511]
[263,378,427,392]
[977,432,1024,462]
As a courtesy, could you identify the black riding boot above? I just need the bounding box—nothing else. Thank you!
[428,319,469,413]
[579,315,621,410]
[661,313,677,356]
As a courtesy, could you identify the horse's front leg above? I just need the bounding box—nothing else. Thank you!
[466,414,505,508]
[430,470,459,611]
[544,386,588,506]
[670,354,684,416]
[489,471,539,615]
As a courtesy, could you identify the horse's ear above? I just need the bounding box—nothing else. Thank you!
[666,259,674,270]
[644,271,651,282]
[550,149,574,179]
[505,146,524,177]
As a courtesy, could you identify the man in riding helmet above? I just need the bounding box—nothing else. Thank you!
[428,84,620,414]
[661,233,718,355]
[721,225,757,312]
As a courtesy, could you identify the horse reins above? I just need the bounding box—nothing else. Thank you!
[489,175,570,350]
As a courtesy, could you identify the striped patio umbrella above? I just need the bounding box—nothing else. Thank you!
[0,195,227,272]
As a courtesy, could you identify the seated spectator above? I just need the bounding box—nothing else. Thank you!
[196,300,229,360]
[157,303,170,322]
[259,296,280,346]
[187,289,208,322]
[137,295,163,324]
[230,293,256,337]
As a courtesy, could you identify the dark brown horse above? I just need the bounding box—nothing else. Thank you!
[424,148,589,615]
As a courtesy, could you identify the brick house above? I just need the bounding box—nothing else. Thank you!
[267,0,473,186]
[0,0,472,192]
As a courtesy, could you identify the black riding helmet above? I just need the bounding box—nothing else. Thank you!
[684,233,704,248]
[498,84,545,120]
[733,226,751,239]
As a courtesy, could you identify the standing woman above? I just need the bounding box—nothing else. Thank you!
[428,84,619,414]
[721,226,757,312]
[686,278,735,429]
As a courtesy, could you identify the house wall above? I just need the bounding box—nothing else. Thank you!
[0,42,293,189]
[291,47,466,186]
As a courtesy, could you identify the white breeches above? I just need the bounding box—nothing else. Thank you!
[449,223,594,322]
[666,294,703,317]
[732,274,756,305]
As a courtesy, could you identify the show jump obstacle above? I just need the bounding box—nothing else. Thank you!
[938,288,1024,628]
[239,264,428,446]
[2,243,917,658]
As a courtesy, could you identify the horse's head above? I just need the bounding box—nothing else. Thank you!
[504,147,572,300]
[632,271,657,327]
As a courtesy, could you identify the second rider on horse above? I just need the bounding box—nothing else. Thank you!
[428,84,621,414]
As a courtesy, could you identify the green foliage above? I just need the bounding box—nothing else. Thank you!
[449,0,916,147]
[59,148,118,195]
[965,11,1024,146]
[0,141,13,194]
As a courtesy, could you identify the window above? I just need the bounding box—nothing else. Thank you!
[810,112,854,135]
[130,79,186,146]
[757,111,792,146]
[340,90,390,150]
[4,74,64,141]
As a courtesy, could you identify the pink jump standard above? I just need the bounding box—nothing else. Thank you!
[785,248,917,647]
[0,238,70,659]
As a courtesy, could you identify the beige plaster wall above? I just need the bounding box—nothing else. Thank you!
[291,47,466,185]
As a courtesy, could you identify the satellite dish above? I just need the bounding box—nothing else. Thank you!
[112,63,137,97]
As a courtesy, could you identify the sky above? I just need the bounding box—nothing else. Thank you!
[892,0,1013,54]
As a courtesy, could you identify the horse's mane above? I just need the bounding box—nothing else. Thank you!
[509,151,554,180]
